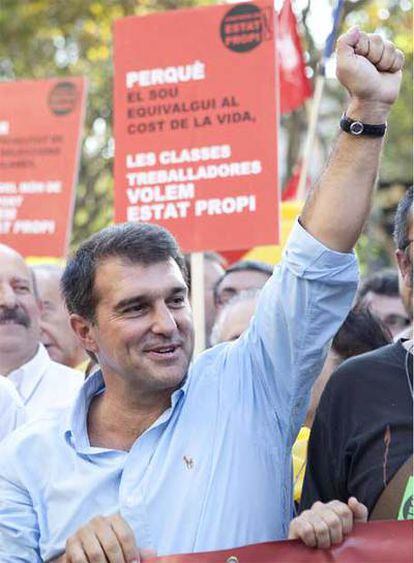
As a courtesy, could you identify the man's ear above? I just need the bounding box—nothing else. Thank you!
[396,249,413,288]
[70,314,98,355]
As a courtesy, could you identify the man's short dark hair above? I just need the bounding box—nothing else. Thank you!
[224,260,273,277]
[184,251,226,292]
[61,222,187,321]
[393,186,413,251]
[332,307,391,360]
[357,268,400,300]
[213,260,273,302]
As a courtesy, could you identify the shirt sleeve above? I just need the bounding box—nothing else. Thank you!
[0,443,42,562]
[0,379,26,443]
[222,219,359,447]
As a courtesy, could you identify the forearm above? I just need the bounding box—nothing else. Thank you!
[300,27,404,252]
[301,99,390,253]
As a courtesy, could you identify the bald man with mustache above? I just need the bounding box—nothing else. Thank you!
[0,244,83,421]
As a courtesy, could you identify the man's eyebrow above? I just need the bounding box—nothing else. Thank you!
[115,286,187,311]
[169,286,188,295]
[114,295,146,311]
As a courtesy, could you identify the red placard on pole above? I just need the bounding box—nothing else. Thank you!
[0,77,87,257]
[114,1,279,253]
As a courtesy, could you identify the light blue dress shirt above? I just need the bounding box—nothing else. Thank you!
[0,221,358,562]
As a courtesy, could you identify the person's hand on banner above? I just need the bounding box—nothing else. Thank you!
[288,497,368,549]
[55,512,156,563]
[336,27,404,120]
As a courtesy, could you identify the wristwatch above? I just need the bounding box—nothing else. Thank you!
[340,114,387,137]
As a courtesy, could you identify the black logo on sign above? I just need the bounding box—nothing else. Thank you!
[220,3,273,53]
[48,82,78,115]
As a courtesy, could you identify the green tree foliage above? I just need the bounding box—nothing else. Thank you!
[342,0,413,183]
[287,0,412,184]
[0,0,214,247]
[0,0,412,254]
[288,0,412,271]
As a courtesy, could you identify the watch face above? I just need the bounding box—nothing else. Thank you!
[350,121,364,135]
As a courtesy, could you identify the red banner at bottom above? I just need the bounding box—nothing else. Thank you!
[150,520,413,562]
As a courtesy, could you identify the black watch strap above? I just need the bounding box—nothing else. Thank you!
[340,113,387,137]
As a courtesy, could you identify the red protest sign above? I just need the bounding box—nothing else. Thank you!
[113,1,279,253]
[0,77,87,257]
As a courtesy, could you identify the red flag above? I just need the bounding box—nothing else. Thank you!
[277,0,312,114]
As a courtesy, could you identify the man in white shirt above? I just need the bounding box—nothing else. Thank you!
[0,377,25,442]
[0,244,83,421]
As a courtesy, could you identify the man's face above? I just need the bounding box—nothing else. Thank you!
[216,298,257,343]
[396,218,413,322]
[0,245,40,358]
[78,257,194,394]
[203,259,225,342]
[361,291,410,338]
[215,270,270,308]
[36,269,84,368]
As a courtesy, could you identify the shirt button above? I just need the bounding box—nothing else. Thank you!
[124,496,135,508]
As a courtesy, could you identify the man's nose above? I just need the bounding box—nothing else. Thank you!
[151,302,177,336]
[0,283,17,309]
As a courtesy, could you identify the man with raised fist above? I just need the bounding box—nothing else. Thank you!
[0,28,404,563]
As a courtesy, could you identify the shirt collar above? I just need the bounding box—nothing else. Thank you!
[7,343,50,404]
[63,369,191,454]
[63,369,105,453]
[174,370,191,398]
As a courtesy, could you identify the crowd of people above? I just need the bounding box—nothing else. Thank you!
[0,28,412,563]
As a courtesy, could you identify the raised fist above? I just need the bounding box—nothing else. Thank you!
[336,27,404,112]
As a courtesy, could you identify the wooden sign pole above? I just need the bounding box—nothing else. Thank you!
[190,252,205,357]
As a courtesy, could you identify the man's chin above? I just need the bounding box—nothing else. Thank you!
[144,360,189,389]
[0,324,28,346]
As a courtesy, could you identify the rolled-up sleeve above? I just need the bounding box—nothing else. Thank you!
[0,477,41,562]
[0,436,42,562]
[228,219,359,446]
